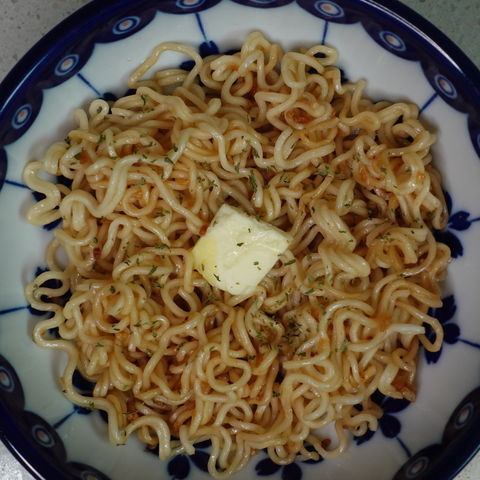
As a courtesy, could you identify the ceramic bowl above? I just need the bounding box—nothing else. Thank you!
[1,1,480,479]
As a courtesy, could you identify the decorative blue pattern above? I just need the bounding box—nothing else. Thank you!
[314,1,345,19]
[295,0,480,159]
[392,386,480,480]
[353,391,412,458]
[427,295,480,365]
[254,444,323,480]
[448,210,480,232]
[1,0,480,190]
[419,93,438,114]
[177,0,207,9]
[11,104,33,130]
[0,0,225,152]
[77,72,103,98]
[379,31,407,52]
[0,354,113,480]
[0,366,15,393]
[231,0,294,7]
[27,267,73,322]
[434,74,457,99]
[55,54,81,76]
[164,440,211,478]
[179,13,219,70]
[432,191,480,259]
[426,296,458,364]
[256,457,304,480]
[159,0,223,14]
[53,371,99,429]
[1,1,480,480]
[112,16,142,35]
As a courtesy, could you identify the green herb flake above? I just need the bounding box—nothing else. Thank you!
[249,170,258,193]
[140,94,148,114]
[148,266,158,276]
[203,293,219,305]
[203,181,218,192]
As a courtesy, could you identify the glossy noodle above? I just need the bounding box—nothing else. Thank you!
[24,32,450,478]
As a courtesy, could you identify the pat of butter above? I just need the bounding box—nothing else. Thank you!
[192,204,293,295]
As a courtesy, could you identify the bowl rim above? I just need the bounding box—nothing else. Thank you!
[1,0,480,133]
[1,1,480,479]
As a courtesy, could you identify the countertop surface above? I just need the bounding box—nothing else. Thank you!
[0,0,480,479]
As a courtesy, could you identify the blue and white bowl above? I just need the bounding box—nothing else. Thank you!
[1,1,480,479]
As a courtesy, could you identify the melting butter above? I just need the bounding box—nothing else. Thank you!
[192,204,293,295]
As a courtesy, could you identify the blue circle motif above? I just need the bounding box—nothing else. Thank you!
[434,74,457,99]
[11,104,32,130]
[54,54,80,76]
[32,424,56,448]
[176,0,206,9]
[379,31,406,52]
[314,0,344,18]
[405,456,429,479]
[0,367,14,393]
[112,16,141,35]
[453,402,474,429]
[230,0,293,6]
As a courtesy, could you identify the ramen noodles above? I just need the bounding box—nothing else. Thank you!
[24,32,450,478]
